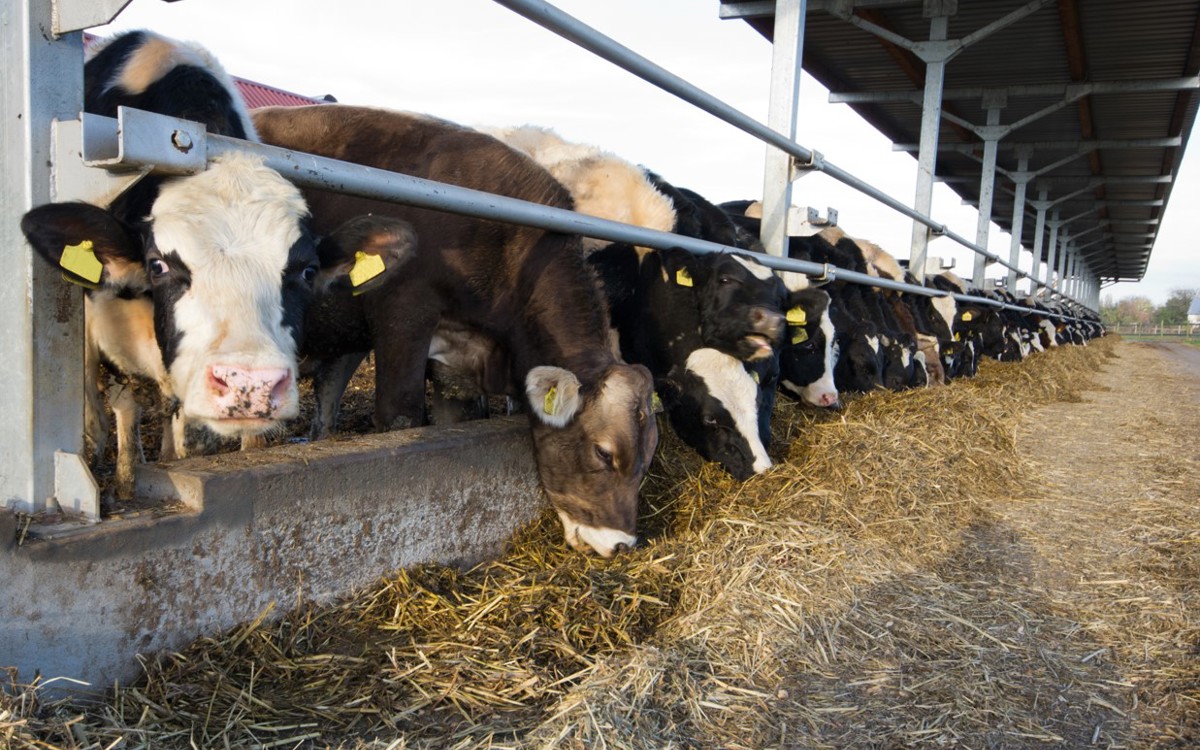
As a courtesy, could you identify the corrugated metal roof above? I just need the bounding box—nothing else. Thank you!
[721,0,1200,284]
[233,79,327,109]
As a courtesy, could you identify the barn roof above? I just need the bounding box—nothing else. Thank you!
[233,78,328,109]
[720,0,1200,285]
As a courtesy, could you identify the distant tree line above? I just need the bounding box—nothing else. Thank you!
[1100,287,1198,326]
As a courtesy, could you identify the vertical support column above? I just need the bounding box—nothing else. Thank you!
[1,1,87,514]
[1028,186,1049,295]
[972,97,1004,289]
[1055,234,1069,295]
[908,7,954,284]
[1005,146,1033,290]
[760,0,807,257]
[1044,210,1061,295]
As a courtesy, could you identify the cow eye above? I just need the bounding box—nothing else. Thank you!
[702,415,718,427]
[594,445,614,468]
[148,258,170,278]
[301,264,319,283]
[719,274,738,285]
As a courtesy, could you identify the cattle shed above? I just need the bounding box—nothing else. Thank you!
[722,0,1200,293]
[0,0,1184,691]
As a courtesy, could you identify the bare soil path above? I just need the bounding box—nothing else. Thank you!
[996,341,1200,747]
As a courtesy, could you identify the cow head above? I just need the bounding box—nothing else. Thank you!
[777,285,839,409]
[524,363,658,558]
[833,319,885,394]
[660,249,786,362]
[657,348,772,482]
[20,156,413,439]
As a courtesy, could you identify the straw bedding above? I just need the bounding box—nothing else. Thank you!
[5,336,1199,749]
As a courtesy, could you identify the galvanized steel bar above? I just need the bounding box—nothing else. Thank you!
[490,0,1045,296]
[908,11,951,285]
[972,104,1002,289]
[760,0,807,257]
[1,5,89,514]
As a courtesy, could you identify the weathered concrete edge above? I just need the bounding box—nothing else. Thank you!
[0,416,544,692]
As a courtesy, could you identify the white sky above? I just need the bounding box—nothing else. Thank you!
[96,0,1200,306]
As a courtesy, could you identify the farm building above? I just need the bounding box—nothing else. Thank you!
[3,1,1199,747]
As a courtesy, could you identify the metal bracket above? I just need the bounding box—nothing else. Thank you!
[84,107,209,175]
[791,149,825,180]
[52,0,133,35]
[52,118,149,205]
[54,451,99,523]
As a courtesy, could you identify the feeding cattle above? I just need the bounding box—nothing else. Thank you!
[19,31,376,498]
[252,104,658,558]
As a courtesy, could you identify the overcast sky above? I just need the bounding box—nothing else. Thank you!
[96,0,1200,306]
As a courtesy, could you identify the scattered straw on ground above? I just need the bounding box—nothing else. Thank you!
[5,336,1198,749]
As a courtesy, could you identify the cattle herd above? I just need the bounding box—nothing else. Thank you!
[20,31,1104,558]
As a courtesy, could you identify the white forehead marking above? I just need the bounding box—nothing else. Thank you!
[799,307,838,407]
[931,295,957,331]
[732,254,775,281]
[867,335,880,354]
[778,270,810,292]
[686,348,771,473]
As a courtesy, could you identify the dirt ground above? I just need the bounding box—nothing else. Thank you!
[984,341,1200,746]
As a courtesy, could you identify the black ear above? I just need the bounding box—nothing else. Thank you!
[657,246,700,289]
[20,201,145,289]
[315,215,417,295]
[655,373,684,411]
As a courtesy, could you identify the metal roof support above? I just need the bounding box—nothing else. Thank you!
[829,76,1200,104]
[905,3,953,284]
[1027,185,1051,292]
[2,2,97,517]
[1044,209,1061,294]
[1055,236,1070,293]
[1005,147,1033,290]
[972,95,1004,289]
[760,0,807,258]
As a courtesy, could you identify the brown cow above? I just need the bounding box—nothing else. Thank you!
[252,104,658,557]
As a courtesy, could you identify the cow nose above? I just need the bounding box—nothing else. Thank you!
[751,306,785,335]
[207,365,292,419]
[818,391,840,408]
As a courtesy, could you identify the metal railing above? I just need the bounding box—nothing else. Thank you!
[491,0,1089,309]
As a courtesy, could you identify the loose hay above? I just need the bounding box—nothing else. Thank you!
[7,336,1200,749]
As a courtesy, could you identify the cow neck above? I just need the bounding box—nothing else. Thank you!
[509,238,616,389]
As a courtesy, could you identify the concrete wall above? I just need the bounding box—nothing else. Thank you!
[0,417,543,692]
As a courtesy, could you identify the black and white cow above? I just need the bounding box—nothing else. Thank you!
[20,31,378,497]
[591,244,775,480]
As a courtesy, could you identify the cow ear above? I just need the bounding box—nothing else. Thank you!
[525,366,582,427]
[658,246,699,288]
[316,215,416,295]
[655,375,683,411]
[20,201,145,289]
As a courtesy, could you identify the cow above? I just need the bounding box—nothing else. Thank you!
[19,31,382,498]
[590,244,775,480]
[252,104,658,558]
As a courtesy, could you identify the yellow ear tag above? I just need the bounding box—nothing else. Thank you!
[791,327,809,345]
[750,369,761,384]
[543,385,557,416]
[786,306,807,326]
[349,251,385,289]
[674,268,693,287]
[60,240,103,284]
[954,332,962,342]
[961,311,973,322]
[651,392,664,414]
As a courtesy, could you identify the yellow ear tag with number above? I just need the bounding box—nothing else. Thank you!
[961,311,973,322]
[791,327,809,345]
[60,240,103,284]
[651,392,664,414]
[349,251,385,289]
[786,306,807,326]
[543,385,558,416]
[674,268,693,287]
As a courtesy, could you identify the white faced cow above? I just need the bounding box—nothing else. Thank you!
[20,31,400,496]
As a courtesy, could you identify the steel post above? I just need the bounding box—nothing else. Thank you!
[1005,148,1032,289]
[1,1,88,514]
[760,0,806,257]
[908,12,951,284]
[972,104,1003,288]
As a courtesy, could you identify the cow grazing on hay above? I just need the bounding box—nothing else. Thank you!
[252,104,658,558]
